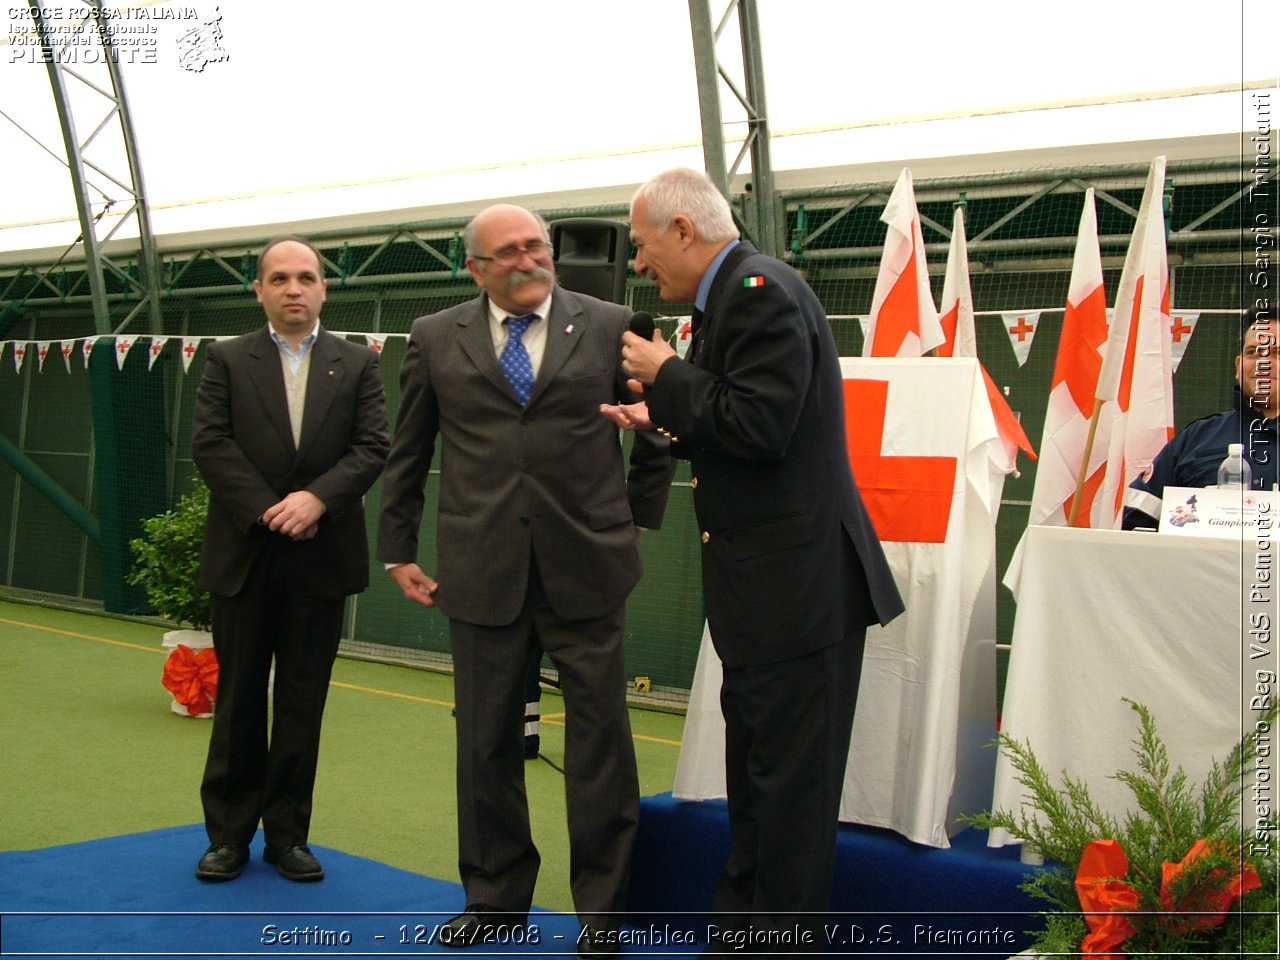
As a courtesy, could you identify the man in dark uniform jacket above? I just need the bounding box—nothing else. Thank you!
[1123,307,1277,528]
[192,236,388,883]
[603,168,904,951]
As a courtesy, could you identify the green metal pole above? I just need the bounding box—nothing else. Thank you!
[0,433,100,542]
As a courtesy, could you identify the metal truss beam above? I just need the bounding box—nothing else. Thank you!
[25,0,163,335]
[0,158,1257,314]
[19,0,169,616]
[688,0,779,255]
[781,158,1251,276]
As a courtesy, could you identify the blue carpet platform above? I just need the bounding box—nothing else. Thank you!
[627,793,1046,957]
[0,800,1046,957]
[0,824,697,958]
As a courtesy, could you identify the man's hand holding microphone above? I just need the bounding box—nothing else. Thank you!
[600,311,676,431]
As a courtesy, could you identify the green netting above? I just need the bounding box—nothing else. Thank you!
[1,157,1274,705]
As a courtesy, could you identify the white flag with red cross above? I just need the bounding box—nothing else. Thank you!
[114,336,136,370]
[862,168,945,358]
[999,311,1041,367]
[1093,157,1174,530]
[181,337,201,373]
[936,207,1036,475]
[1168,310,1201,372]
[148,336,169,370]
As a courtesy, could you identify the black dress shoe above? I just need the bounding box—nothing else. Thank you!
[438,909,525,949]
[577,925,621,959]
[263,844,324,881]
[195,842,249,882]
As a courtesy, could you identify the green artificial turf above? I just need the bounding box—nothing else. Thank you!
[0,598,687,913]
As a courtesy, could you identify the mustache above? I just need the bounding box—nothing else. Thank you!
[505,265,555,289]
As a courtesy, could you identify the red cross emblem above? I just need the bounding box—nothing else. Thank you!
[843,379,957,543]
[1169,315,1193,343]
[184,341,197,359]
[150,340,164,357]
[1007,316,1036,341]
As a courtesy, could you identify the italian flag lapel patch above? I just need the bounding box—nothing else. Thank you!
[743,275,765,288]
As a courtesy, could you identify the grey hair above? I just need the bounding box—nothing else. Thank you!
[631,168,739,243]
[462,206,552,259]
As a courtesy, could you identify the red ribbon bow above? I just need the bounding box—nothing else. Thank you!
[1076,839,1140,958]
[1075,836,1263,957]
[1159,838,1262,932]
[162,644,219,717]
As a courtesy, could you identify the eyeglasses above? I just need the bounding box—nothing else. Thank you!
[473,239,553,268]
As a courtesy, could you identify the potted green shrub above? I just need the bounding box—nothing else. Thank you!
[966,699,1277,959]
[128,479,217,716]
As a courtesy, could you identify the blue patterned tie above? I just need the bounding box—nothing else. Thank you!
[500,314,536,405]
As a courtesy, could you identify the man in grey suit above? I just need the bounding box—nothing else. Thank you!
[192,236,388,883]
[377,204,674,956]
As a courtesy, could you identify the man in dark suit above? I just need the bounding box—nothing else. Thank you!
[602,168,905,951]
[377,204,674,956]
[1121,306,1277,528]
[191,236,388,883]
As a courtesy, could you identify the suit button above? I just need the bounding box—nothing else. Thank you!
[690,476,699,489]
[700,531,710,544]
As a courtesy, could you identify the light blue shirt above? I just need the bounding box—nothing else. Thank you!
[695,239,740,311]
[269,322,319,373]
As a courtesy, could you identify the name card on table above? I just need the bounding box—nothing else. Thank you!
[1159,486,1279,537]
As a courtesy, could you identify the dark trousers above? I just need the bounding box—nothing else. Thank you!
[200,540,345,850]
[449,563,639,926]
[711,630,867,953]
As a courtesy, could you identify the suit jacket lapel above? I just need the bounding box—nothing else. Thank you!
[246,327,296,454]
[695,241,758,366]
[529,290,584,406]
[456,295,520,401]
[296,329,345,460]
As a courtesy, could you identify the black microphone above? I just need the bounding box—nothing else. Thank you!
[628,311,656,341]
[626,311,656,397]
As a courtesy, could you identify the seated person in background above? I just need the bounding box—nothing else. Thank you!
[1122,306,1277,529]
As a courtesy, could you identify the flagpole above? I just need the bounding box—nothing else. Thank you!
[1068,399,1105,527]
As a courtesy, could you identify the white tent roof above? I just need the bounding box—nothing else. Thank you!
[0,0,1272,260]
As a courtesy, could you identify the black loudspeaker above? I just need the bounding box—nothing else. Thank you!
[550,218,629,305]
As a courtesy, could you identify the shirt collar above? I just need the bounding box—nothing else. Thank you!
[269,321,319,354]
[695,239,740,311]
[488,291,554,327]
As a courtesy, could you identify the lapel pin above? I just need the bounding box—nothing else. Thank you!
[564,324,574,335]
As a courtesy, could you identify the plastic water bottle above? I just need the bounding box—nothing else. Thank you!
[1217,443,1252,489]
